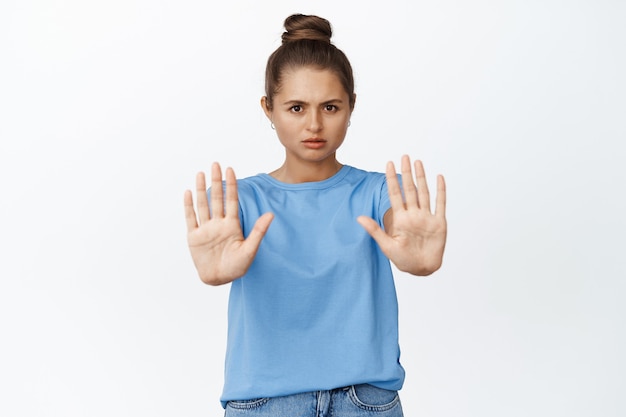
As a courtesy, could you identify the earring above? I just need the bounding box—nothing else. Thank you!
[271,122,275,130]
[348,120,351,127]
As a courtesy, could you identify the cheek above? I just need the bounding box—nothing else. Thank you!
[273,122,298,144]
[332,116,351,132]
[274,115,302,134]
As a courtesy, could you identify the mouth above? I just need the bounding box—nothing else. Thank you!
[302,138,327,149]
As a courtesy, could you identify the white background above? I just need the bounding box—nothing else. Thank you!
[1,0,624,416]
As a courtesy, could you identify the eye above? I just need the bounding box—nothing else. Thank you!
[290,105,303,113]
[324,104,337,112]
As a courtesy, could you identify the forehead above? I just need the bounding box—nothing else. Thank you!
[277,66,347,101]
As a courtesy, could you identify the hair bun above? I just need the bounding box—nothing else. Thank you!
[281,14,332,44]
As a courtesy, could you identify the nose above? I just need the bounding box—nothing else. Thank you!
[307,109,322,132]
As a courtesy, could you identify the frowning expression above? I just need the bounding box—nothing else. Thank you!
[262,66,353,166]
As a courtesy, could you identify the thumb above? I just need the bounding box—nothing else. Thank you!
[357,215,392,251]
[241,212,274,254]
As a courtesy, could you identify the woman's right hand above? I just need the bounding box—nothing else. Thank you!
[184,163,274,285]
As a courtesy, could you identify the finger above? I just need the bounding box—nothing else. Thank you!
[183,189,198,231]
[401,155,419,208]
[241,212,274,255]
[357,215,394,255]
[224,167,239,219]
[414,160,431,212]
[195,171,210,223]
[210,162,224,218]
[435,174,447,217]
[385,161,405,211]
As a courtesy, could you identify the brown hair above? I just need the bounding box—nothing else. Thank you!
[264,14,355,110]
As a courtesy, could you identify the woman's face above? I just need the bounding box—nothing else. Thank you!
[262,66,353,168]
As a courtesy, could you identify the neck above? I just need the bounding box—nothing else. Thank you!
[270,157,343,184]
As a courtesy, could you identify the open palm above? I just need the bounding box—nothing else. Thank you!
[184,163,274,285]
[358,155,447,276]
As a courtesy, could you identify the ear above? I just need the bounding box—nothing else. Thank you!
[350,93,357,112]
[260,96,272,119]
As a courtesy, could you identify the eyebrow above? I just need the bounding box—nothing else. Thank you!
[281,99,344,106]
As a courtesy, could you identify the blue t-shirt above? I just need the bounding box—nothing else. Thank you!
[220,165,405,406]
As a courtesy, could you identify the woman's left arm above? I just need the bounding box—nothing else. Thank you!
[357,155,447,276]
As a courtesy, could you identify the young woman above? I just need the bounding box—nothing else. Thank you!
[184,14,447,417]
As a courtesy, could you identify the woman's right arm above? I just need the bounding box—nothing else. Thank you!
[183,163,274,285]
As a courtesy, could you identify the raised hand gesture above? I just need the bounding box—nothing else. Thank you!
[357,155,447,276]
[184,163,274,285]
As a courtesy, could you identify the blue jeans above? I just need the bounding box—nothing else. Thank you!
[224,384,403,417]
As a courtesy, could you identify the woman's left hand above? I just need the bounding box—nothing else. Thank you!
[357,155,447,276]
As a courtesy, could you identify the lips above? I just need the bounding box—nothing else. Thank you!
[302,138,327,149]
